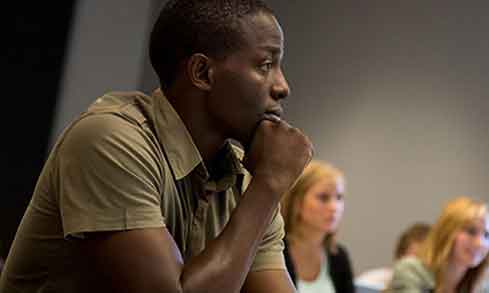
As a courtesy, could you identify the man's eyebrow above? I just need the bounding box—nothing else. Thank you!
[259,45,283,57]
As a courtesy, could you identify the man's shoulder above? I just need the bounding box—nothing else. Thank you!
[89,90,151,108]
[85,90,153,123]
[62,109,146,147]
[59,90,158,144]
[53,92,163,169]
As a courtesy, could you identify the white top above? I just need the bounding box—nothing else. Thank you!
[355,267,393,291]
[297,261,336,293]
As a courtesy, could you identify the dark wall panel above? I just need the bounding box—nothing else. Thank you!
[3,2,77,258]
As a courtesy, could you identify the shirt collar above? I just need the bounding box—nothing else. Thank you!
[152,88,202,180]
[151,89,246,191]
[201,142,246,193]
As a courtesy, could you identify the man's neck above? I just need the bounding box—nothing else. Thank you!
[164,86,226,164]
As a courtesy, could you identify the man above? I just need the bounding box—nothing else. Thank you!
[0,0,313,292]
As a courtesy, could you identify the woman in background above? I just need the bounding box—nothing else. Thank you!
[389,197,489,293]
[355,222,431,291]
[281,160,355,293]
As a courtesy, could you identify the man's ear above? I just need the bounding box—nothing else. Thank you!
[187,53,215,91]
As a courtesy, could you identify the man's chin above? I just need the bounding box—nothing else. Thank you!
[227,138,245,150]
[239,123,261,153]
[240,135,253,153]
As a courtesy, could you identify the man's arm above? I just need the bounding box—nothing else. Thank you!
[241,270,296,293]
[80,174,292,293]
[79,119,313,293]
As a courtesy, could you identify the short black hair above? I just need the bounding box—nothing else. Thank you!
[149,0,274,89]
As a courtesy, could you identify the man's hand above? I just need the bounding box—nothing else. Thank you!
[243,118,314,198]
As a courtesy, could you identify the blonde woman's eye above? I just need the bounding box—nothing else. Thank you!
[464,226,478,236]
[318,193,329,202]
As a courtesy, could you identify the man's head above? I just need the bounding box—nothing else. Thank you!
[394,222,431,260]
[150,0,290,146]
[150,0,273,90]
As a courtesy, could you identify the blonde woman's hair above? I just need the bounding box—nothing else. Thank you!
[280,160,345,253]
[418,196,489,293]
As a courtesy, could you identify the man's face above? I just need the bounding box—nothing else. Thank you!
[205,12,290,147]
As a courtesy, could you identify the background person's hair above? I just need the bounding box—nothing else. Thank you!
[394,222,431,260]
[281,160,345,252]
[149,0,273,90]
[418,196,489,292]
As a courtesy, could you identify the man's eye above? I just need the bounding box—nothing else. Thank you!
[259,62,272,72]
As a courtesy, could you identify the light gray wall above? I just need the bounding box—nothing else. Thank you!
[267,1,489,274]
[51,0,154,141]
[54,1,489,276]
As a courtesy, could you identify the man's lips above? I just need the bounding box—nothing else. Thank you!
[263,108,283,121]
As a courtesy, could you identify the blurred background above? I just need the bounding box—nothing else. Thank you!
[4,0,489,275]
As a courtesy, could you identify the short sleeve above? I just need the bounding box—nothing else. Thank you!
[55,113,165,238]
[250,204,286,272]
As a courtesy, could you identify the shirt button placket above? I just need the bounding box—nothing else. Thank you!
[189,198,208,255]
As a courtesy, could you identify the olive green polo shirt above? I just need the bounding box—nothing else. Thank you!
[0,89,286,293]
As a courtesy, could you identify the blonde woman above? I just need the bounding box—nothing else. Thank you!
[281,160,354,293]
[389,197,489,293]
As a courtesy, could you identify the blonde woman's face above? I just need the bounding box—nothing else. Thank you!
[299,177,345,234]
[450,214,489,269]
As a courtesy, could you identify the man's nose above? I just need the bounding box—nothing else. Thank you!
[271,68,290,100]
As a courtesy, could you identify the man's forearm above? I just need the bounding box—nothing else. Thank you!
[179,176,284,293]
